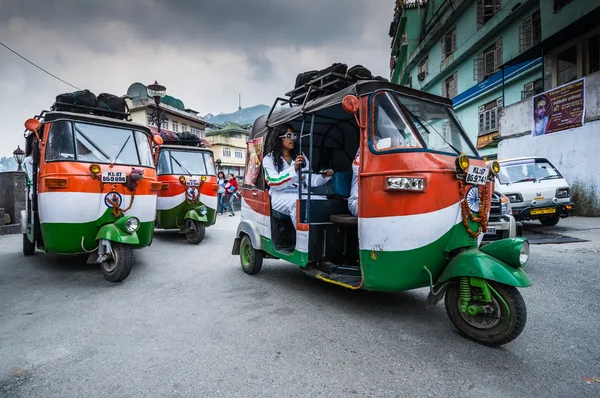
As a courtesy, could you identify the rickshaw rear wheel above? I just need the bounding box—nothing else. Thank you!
[101,243,134,283]
[186,220,206,244]
[240,234,262,275]
[445,281,527,347]
[23,234,35,256]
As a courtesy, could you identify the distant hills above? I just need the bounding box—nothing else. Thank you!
[204,104,271,126]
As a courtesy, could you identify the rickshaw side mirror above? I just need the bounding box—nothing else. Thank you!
[342,95,360,114]
[153,135,164,146]
[24,118,43,145]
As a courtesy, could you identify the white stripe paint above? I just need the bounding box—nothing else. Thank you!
[39,192,157,223]
[241,198,271,239]
[200,194,217,210]
[157,192,217,211]
[359,201,463,252]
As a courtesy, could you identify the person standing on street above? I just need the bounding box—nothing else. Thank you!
[225,174,239,216]
[217,171,226,215]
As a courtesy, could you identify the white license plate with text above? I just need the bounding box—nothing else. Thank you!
[101,171,126,183]
[465,165,489,185]
[186,179,200,187]
[484,226,497,235]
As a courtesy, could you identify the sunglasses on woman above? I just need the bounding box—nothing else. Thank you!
[279,132,297,140]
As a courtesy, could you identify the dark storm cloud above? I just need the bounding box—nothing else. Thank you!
[1,0,379,53]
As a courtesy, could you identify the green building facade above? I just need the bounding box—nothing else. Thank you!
[389,0,600,159]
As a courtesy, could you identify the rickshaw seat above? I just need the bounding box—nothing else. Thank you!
[330,171,352,197]
[330,214,358,226]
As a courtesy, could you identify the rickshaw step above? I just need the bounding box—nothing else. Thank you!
[304,268,361,288]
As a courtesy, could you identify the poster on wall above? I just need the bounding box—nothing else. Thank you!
[532,78,585,137]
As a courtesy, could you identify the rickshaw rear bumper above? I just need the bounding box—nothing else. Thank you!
[438,240,532,288]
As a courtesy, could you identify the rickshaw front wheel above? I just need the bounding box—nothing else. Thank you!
[445,281,527,347]
[240,234,262,275]
[23,234,35,256]
[186,220,206,244]
[101,243,134,283]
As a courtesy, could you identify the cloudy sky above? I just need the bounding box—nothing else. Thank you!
[0,0,394,157]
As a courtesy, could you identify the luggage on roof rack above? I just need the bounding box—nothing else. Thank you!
[157,131,204,147]
[52,89,130,120]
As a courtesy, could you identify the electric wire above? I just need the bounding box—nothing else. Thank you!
[0,40,81,90]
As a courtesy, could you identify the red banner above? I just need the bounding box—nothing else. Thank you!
[532,78,585,137]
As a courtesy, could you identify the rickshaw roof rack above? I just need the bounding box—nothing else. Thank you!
[161,139,205,148]
[160,143,211,151]
[284,71,353,104]
[50,101,131,121]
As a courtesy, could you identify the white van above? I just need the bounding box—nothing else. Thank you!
[494,157,574,226]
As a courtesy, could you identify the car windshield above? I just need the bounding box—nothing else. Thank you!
[497,159,563,184]
[394,94,478,157]
[45,121,153,167]
[158,150,214,176]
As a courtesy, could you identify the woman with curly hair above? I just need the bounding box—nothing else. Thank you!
[263,123,333,229]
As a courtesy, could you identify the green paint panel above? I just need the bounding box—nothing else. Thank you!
[95,224,139,245]
[40,220,155,254]
[260,237,309,266]
[156,200,216,229]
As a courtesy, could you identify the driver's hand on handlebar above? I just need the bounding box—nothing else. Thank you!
[321,169,334,177]
[294,155,306,171]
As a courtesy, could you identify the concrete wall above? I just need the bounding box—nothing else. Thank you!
[541,1,600,40]
[498,71,600,214]
[0,172,26,225]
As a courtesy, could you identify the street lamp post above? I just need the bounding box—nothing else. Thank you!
[147,81,167,136]
[13,146,25,172]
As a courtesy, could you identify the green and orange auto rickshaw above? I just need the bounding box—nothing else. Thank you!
[233,78,532,346]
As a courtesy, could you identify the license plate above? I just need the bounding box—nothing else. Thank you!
[465,165,489,186]
[101,171,126,183]
[484,226,497,235]
[186,179,200,187]
[531,207,556,215]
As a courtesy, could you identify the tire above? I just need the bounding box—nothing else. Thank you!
[240,234,263,275]
[445,280,527,347]
[540,216,560,226]
[23,234,35,256]
[101,243,134,282]
[186,220,206,244]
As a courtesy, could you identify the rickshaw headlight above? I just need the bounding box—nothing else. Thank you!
[519,240,530,266]
[199,206,208,216]
[491,160,500,175]
[201,175,207,182]
[125,217,140,233]
[457,153,470,172]
[179,175,186,184]
[89,164,101,175]
[387,177,425,191]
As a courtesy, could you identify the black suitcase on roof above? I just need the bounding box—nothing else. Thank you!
[55,89,97,108]
[96,93,127,114]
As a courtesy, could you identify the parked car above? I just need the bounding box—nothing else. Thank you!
[494,157,574,226]
[483,191,522,242]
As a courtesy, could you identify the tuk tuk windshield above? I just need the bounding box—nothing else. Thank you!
[157,150,215,176]
[45,121,154,167]
[382,93,477,157]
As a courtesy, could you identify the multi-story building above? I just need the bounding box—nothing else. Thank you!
[389,0,600,159]
[124,82,210,144]
[205,122,250,178]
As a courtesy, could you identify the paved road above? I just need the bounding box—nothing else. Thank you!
[0,215,599,397]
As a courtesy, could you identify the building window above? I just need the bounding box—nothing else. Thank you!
[161,118,168,130]
[146,113,154,126]
[588,35,599,75]
[235,150,243,159]
[442,73,458,99]
[223,147,231,157]
[519,10,541,53]
[553,0,574,12]
[478,98,503,135]
[181,123,188,132]
[441,28,457,61]
[522,79,543,100]
[477,0,501,29]
[172,121,179,132]
[557,45,577,86]
[473,38,503,82]
[418,57,429,81]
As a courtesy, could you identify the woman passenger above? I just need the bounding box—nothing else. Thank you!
[263,123,333,229]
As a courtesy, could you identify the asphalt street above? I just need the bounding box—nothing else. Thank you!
[0,215,599,397]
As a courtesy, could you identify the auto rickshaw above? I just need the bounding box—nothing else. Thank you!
[232,77,532,346]
[21,93,162,282]
[154,141,218,243]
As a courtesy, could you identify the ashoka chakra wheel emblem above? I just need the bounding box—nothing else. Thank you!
[466,186,480,213]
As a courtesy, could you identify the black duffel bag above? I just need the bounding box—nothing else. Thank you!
[177,131,201,146]
[96,93,127,114]
[55,89,97,107]
[295,70,319,88]
[347,65,373,81]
